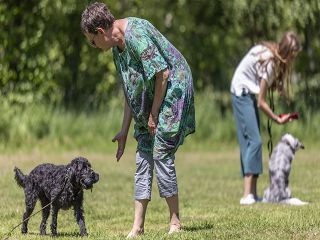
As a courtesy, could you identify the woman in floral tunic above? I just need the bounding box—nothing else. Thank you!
[81,2,195,237]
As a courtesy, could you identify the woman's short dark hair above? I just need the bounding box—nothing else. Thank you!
[81,2,115,34]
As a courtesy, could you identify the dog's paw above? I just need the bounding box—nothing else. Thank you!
[281,198,309,206]
[21,226,28,234]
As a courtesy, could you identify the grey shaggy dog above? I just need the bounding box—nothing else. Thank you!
[263,133,304,203]
[14,157,99,236]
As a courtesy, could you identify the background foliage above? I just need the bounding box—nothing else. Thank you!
[0,0,319,149]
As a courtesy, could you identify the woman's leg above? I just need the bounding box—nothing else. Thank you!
[165,195,181,232]
[128,151,154,237]
[154,155,180,232]
[128,199,149,236]
[243,174,254,197]
[252,175,258,196]
[243,174,258,196]
[232,94,262,199]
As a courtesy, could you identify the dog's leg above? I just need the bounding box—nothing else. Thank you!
[21,188,38,234]
[285,187,292,199]
[39,196,51,235]
[263,187,271,202]
[74,204,87,236]
[50,206,59,236]
[284,169,292,199]
[277,171,289,201]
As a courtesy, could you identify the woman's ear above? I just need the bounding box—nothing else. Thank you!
[96,27,106,34]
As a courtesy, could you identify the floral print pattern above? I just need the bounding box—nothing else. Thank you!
[113,17,195,160]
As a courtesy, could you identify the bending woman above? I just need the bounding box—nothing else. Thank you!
[81,2,195,237]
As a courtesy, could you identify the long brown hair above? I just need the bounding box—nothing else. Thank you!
[259,32,301,99]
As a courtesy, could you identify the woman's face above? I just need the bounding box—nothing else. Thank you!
[280,35,301,64]
[285,47,301,66]
[84,28,114,51]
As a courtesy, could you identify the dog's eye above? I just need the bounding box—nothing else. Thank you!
[82,167,91,173]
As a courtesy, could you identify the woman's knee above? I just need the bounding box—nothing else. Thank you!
[135,151,154,176]
[251,139,262,150]
[154,157,178,197]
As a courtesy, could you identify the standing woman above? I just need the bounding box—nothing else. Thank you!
[81,2,195,237]
[230,32,301,205]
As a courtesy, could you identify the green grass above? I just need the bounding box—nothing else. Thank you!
[1,146,320,240]
[1,90,320,153]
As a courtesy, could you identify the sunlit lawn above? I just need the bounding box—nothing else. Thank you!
[0,146,319,239]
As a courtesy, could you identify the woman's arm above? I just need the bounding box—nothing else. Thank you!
[121,99,133,134]
[112,99,132,161]
[148,68,169,135]
[258,79,290,124]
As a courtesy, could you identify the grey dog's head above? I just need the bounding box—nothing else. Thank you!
[68,157,99,190]
[281,133,305,152]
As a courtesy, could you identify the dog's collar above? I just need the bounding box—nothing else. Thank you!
[281,139,295,153]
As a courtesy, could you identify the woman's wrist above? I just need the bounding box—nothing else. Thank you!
[120,127,129,136]
[150,111,159,120]
[273,114,280,123]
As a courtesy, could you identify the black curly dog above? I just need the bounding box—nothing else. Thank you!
[14,157,99,236]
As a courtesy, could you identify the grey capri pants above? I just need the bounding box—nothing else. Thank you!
[231,92,263,177]
[134,151,178,200]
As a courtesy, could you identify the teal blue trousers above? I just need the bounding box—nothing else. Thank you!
[232,93,262,177]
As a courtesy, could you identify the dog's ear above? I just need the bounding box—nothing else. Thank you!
[70,157,84,171]
[73,157,90,171]
[77,161,84,171]
[68,158,83,180]
[67,165,76,181]
[67,167,73,179]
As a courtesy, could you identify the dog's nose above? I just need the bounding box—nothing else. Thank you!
[94,173,99,182]
[300,144,305,149]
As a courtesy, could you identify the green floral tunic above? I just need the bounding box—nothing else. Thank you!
[113,17,195,160]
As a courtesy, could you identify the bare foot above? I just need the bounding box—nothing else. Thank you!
[168,223,182,234]
[126,228,144,239]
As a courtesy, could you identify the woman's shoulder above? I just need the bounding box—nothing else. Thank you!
[250,44,273,59]
[127,17,152,27]
[126,17,150,38]
[126,17,159,43]
[250,44,268,53]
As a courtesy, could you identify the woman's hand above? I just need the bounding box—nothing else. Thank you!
[275,114,291,125]
[113,99,132,162]
[112,131,128,161]
[148,113,158,135]
[258,79,290,124]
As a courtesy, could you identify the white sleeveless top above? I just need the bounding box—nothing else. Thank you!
[230,45,275,96]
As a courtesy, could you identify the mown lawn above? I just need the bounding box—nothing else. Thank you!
[0,147,319,240]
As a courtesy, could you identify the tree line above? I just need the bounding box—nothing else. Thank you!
[1,0,319,112]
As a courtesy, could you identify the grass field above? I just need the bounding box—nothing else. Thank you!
[0,146,319,240]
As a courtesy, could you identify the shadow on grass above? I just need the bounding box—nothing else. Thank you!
[16,231,82,237]
[56,232,83,237]
[183,222,214,232]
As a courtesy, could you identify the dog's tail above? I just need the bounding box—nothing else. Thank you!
[14,167,27,188]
